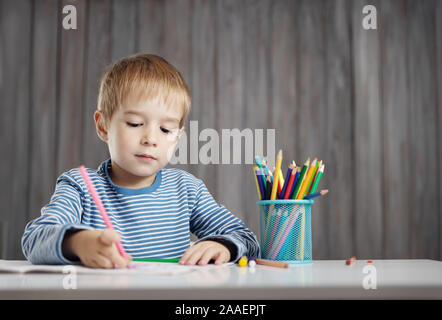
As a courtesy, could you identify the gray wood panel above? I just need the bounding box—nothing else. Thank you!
[243,0,272,236]
[296,0,329,259]
[323,0,353,259]
[111,0,138,61]
[28,0,59,227]
[407,0,439,259]
[57,0,87,174]
[190,0,218,199]
[0,0,441,261]
[82,0,112,169]
[216,0,245,222]
[352,0,383,259]
[0,0,32,259]
[437,0,442,261]
[162,0,192,177]
[381,0,411,259]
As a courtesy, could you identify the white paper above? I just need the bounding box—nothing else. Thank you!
[0,260,233,276]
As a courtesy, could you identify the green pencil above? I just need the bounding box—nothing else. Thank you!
[132,258,180,263]
[308,164,324,195]
[291,158,310,199]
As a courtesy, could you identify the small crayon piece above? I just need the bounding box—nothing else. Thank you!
[345,256,356,266]
[256,258,289,268]
[238,256,248,267]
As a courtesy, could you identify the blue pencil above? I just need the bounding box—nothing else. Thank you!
[303,189,328,200]
[288,169,300,199]
[256,169,266,200]
[255,156,267,189]
[280,166,293,200]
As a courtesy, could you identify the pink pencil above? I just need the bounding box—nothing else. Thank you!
[79,165,127,258]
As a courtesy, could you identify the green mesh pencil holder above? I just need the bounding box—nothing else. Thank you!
[257,199,313,264]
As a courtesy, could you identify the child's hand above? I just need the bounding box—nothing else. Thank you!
[63,229,132,269]
[179,240,231,266]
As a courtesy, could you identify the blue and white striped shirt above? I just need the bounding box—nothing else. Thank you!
[22,158,260,264]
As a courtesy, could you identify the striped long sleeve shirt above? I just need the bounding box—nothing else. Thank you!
[22,158,260,264]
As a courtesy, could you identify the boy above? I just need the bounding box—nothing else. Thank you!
[22,54,260,268]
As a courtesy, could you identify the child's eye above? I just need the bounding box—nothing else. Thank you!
[161,128,170,134]
[126,122,141,127]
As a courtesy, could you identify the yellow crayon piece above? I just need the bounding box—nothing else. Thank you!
[238,256,248,267]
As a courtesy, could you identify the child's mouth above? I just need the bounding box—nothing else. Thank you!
[136,154,157,161]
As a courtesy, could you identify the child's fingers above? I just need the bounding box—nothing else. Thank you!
[197,247,218,265]
[179,244,198,264]
[101,244,129,268]
[214,250,229,265]
[183,247,206,265]
[92,254,114,269]
[98,229,121,246]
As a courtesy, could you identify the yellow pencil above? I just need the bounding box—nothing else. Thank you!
[270,150,282,200]
[301,159,320,199]
[253,165,262,200]
[296,158,317,199]
[279,167,284,187]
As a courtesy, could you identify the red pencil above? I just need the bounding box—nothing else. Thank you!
[283,165,297,199]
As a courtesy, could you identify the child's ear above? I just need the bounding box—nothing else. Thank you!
[94,110,108,142]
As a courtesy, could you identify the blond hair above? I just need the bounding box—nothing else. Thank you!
[97,53,191,128]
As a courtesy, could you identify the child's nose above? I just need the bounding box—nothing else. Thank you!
[140,125,158,146]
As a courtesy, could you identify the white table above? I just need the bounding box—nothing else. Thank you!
[0,259,441,299]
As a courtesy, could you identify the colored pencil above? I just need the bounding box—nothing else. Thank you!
[256,168,266,200]
[270,150,282,200]
[265,175,272,200]
[306,160,322,195]
[254,156,267,189]
[309,163,324,195]
[280,165,293,200]
[300,158,319,199]
[79,165,127,259]
[132,258,180,263]
[255,258,288,268]
[270,209,302,259]
[253,166,262,200]
[296,158,317,199]
[304,189,329,200]
[271,166,283,198]
[289,167,301,199]
[278,167,284,197]
[283,165,297,199]
[292,158,309,199]
[261,159,270,176]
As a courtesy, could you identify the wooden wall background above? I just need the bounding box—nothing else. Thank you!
[0,0,441,261]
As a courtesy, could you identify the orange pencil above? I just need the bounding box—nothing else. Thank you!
[296,158,317,199]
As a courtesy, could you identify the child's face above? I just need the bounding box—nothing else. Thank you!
[95,93,184,187]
